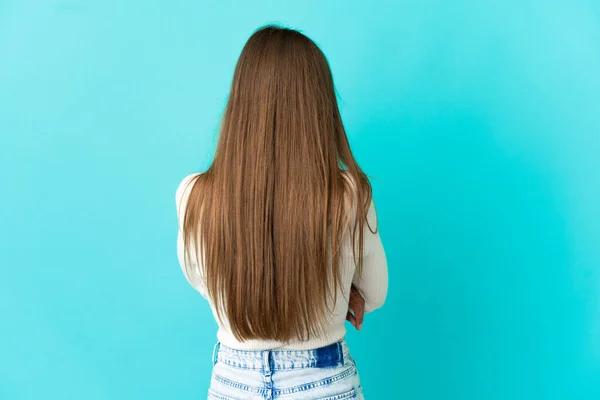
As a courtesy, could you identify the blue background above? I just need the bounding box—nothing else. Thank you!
[1,0,599,399]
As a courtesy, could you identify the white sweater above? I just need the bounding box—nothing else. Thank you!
[176,173,388,350]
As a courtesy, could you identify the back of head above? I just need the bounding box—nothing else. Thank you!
[182,25,372,342]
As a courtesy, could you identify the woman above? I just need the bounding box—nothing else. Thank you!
[176,25,388,400]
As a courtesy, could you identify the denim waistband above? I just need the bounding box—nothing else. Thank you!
[212,339,351,371]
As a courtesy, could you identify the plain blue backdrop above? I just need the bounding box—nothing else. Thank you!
[1,0,599,399]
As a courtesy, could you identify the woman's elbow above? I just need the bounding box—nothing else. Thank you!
[363,285,388,313]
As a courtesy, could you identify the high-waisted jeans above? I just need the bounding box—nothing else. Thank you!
[208,339,364,399]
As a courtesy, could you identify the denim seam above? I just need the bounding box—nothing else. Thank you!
[218,357,343,371]
[320,388,358,400]
[274,364,356,395]
[219,358,262,370]
[207,388,237,400]
[213,372,267,395]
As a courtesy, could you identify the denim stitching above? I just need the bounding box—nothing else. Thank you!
[219,358,262,370]
[207,388,237,400]
[274,364,356,395]
[213,373,267,395]
[319,388,358,400]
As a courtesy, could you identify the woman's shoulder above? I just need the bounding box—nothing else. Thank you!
[340,170,378,226]
[175,172,203,217]
[176,172,202,200]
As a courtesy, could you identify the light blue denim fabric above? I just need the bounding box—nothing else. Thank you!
[208,339,364,399]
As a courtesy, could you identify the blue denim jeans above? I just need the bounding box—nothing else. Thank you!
[208,339,364,399]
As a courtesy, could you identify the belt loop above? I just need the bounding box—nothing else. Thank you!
[263,350,272,375]
[338,340,344,365]
[212,342,220,366]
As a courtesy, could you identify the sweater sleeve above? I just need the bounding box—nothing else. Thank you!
[352,197,388,313]
[176,173,208,298]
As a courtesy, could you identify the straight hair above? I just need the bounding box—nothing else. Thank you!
[181,25,374,342]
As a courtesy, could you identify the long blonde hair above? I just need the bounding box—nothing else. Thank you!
[182,25,374,342]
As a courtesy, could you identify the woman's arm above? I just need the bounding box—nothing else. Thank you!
[351,198,388,313]
[176,173,208,298]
